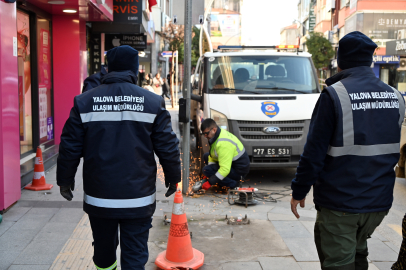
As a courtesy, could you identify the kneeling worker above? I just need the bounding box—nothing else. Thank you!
[198,118,250,190]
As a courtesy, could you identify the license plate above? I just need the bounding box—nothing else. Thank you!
[253,147,292,157]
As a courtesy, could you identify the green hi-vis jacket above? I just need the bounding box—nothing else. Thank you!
[208,128,246,180]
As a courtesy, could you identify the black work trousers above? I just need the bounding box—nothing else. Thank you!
[89,215,153,270]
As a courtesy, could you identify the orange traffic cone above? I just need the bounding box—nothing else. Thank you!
[24,147,53,191]
[155,190,204,269]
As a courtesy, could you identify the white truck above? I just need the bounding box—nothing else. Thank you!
[190,46,321,170]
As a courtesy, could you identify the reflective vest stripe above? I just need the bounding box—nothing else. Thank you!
[217,138,243,152]
[95,261,117,270]
[327,82,404,157]
[208,162,216,165]
[84,192,156,208]
[331,82,354,146]
[328,143,400,157]
[215,172,225,180]
[232,148,246,161]
[80,111,157,123]
[392,87,405,127]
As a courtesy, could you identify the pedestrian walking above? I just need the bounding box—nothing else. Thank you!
[57,45,181,270]
[161,77,170,100]
[82,65,107,93]
[152,73,163,95]
[392,214,406,269]
[142,73,154,93]
[290,31,405,270]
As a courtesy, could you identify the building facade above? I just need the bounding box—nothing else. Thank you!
[0,0,113,211]
[280,24,299,46]
[311,0,406,84]
[0,0,178,212]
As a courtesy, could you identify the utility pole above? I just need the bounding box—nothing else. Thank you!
[175,50,179,106]
[181,0,192,194]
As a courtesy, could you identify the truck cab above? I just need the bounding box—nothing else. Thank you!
[191,46,321,170]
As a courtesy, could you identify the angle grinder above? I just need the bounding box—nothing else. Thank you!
[191,178,208,192]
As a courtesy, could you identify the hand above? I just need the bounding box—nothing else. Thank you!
[60,181,75,201]
[291,197,306,219]
[165,183,177,197]
[202,181,211,190]
[208,175,219,185]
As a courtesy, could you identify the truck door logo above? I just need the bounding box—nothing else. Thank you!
[261,101,280,118]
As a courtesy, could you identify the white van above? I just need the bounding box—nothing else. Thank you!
[191,46,321,169]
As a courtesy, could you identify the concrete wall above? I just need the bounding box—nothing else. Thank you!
[0,1,21,210]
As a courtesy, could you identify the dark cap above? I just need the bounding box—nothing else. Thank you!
[106,45,139,77]
[337,31,377,70]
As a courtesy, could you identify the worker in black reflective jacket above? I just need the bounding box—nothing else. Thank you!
[57,45,181,270]
[82,65,107,93]
[291,32,405,270]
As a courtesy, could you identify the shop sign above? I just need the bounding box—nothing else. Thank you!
[47,117,53,140]
[372,55,400,63]
[113,0,142,23]
[346,13,406,39]
[39,29,51,89]
[139,45,151,61]
[105,34,147,51]
[90,34,102,74]
[386,39,406,55]
[39,86,47,138]
[210,14,240,37]
[363,13,406,39]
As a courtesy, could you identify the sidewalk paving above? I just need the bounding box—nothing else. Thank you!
[0,108,400,270]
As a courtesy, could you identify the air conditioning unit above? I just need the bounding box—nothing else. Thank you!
[397,29,406,40]
[400,58,406,68]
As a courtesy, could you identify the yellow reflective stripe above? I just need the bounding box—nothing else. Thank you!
[95,261,117,270]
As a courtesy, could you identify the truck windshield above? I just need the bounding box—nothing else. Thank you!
[209,55,318,94]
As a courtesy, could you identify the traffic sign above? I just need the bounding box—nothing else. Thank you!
[161,51,178,57]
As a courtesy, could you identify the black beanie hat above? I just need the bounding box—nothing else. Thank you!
[337,31,377,70]
[107,45,139,77]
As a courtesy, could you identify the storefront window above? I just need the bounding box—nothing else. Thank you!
[37,17,53,144]
[17,10,33,155]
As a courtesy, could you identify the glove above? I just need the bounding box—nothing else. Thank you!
[202,181,211,190]
[208,175,220,185]
[165,183,177,197]
[60,181,75,201]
